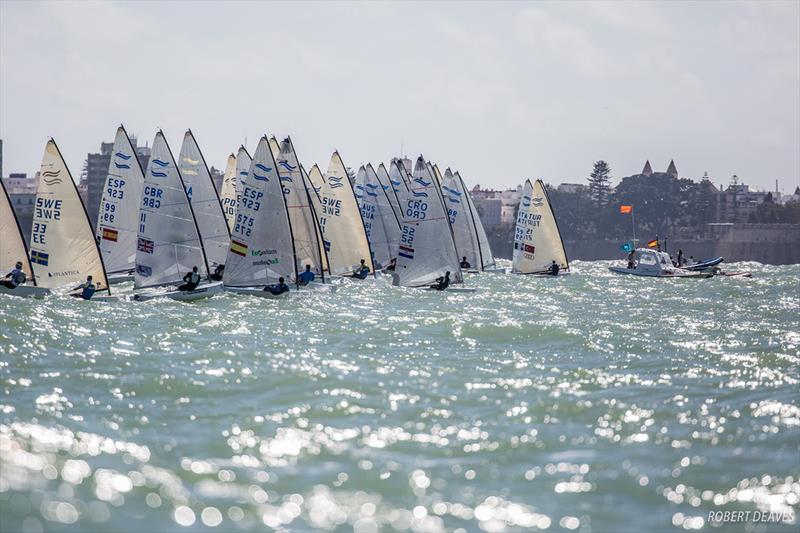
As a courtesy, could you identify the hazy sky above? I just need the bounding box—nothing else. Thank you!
[1,1,798,192]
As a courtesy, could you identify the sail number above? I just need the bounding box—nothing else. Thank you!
[102,202,117,223]
[322,197,341,217]
[235,213,255,237]
[106,178,126,199]
[405,200,427,220]
[241,187,262,211]
[400,226,415,246]
[447,207,457,224]
[142,186,163,209]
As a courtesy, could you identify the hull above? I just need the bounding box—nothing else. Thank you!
[682,257,723,272]
[608,267,711,279]
[0,284,51,299]
[423,286,477,293]
[515,270,571,277]
[133,281,224,302]
[108,271,135,284]
[482,266,508,274]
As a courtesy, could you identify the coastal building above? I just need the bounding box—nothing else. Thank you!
[2,172,36,244]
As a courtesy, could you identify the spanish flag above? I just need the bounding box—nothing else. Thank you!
[102,228,119,242]
[647,239,659,248]
[619,205,633,214]
[230,240,248,257]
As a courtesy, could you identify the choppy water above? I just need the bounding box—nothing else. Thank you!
[0,260,798,533]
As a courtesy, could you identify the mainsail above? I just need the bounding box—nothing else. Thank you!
[235,146,252,200]
[457,170,495,269]
[442,168,481,269]
[303,164,328,273]
[178,130,230,269]
[135,131,208,289]
[223,136,296,287]
[29,139,109,291]
[219,154,237,231]
[393,156,461,287]
[276,137,326,277]
[307,164,325,199]
[512,179,569,274]
[268,136,281,160]
[1,178,35,283]
[95,125,145,275]
[376,162,404,223]
[319,152,374,276]
[355,164,401,269]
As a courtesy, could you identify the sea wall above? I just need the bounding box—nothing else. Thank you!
[485,224,800,265]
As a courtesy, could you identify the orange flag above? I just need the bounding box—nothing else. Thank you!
[619,205,633,214]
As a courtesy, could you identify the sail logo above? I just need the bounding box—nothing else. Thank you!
[48,270,79,277]
[448,196,461,204]
[255,163,273,173]
[531,197,544,207]
[442,186,462,196]
[411,190,428,198]
[152,159,169,167]
[253,173,270,182]
[413,178,431,187]
[114,162,131,169]
[328,176,345,189]
[390,179,402,187]
[239,171,248,176]
[115,152,131,160]
[151,170,168,178]
[279,176,293,183]
[278,160,297,172]
[182,157,200,165]
[42,170,63,186]
[366,190,378,198]
[137,238,154,254]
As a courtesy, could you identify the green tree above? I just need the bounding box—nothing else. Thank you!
[588,160,612,207]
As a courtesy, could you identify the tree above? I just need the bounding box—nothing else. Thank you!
[588,160,612,207]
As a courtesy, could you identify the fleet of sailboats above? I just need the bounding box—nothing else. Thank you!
[2,126,586,301]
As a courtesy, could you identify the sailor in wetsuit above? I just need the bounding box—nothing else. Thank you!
[209,264,224,281]
[71,275,96,300]
[0,262,26,289]
[177,266,201,291]
[546,260,560,276]
[385,258,397,271]
[460,256,471,269]
[430,271,451,291]
[297,265,315,286]
[352,259,370,279]
[265,276,290,295]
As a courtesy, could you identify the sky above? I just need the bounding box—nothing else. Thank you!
[1,1,798,193]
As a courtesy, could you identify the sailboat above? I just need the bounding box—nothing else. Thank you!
[0,178,50,298]
[511,179,570,276]
[133,131,223,301]
[28,139,111,299]
[393,156,470,292]
[177,130,231,276]
[275,137,329,282]
[354,164,401,271]
[235,146,253,201]
[441,169,501,274]
[219,153,237,230]
[223,136,305,298]
[304,163,330,275]
[319,152,375,277]
[376,162,404,224]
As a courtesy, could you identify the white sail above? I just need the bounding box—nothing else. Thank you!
[512,179,569,274]
[393,156,461,287]
[355,164,401,269]
[177,130,230,269]
[235,146,252,201]
[432,163,444,185]
[135,131,208,289]
[442,168,481,269]
[1,178,35,283]
[303,164,328,273]
[319,152,374,276]
[95,126,145,275]
[457,170,495,269]
[223,136,296,287]
[276,137,326,277]
[376,163,404,223]
[29,139,109,291]
[268,137,281,160]
[219,154,237,231]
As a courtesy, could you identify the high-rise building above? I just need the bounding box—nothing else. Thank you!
[83,136,151,229]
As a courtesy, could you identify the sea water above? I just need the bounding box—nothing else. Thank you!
[0,261,798,532]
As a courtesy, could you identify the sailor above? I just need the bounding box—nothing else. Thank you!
[71,275,96,300]
[430,271,451,291]
[627,250,635,269]
[265,276,290,295]
[677,249,684,266]
[546,260,560,276]
[385,258,397,272]
[353,259,370,279]
[0,262,26,289]
[209,264,225,281]
[460,256,471,269]
[178,266,201,291]
[687,256,695,266]
[297,264,315,286]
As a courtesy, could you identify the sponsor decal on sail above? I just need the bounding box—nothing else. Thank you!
[30,250,49,266]
[136,264,152,277]
[323,239,332,252]
[230,240,248,257]
[521,195,531,208]
[102,228,119,242]
[137,238,154,253]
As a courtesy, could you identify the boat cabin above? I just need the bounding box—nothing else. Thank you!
[630,248,674,275]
